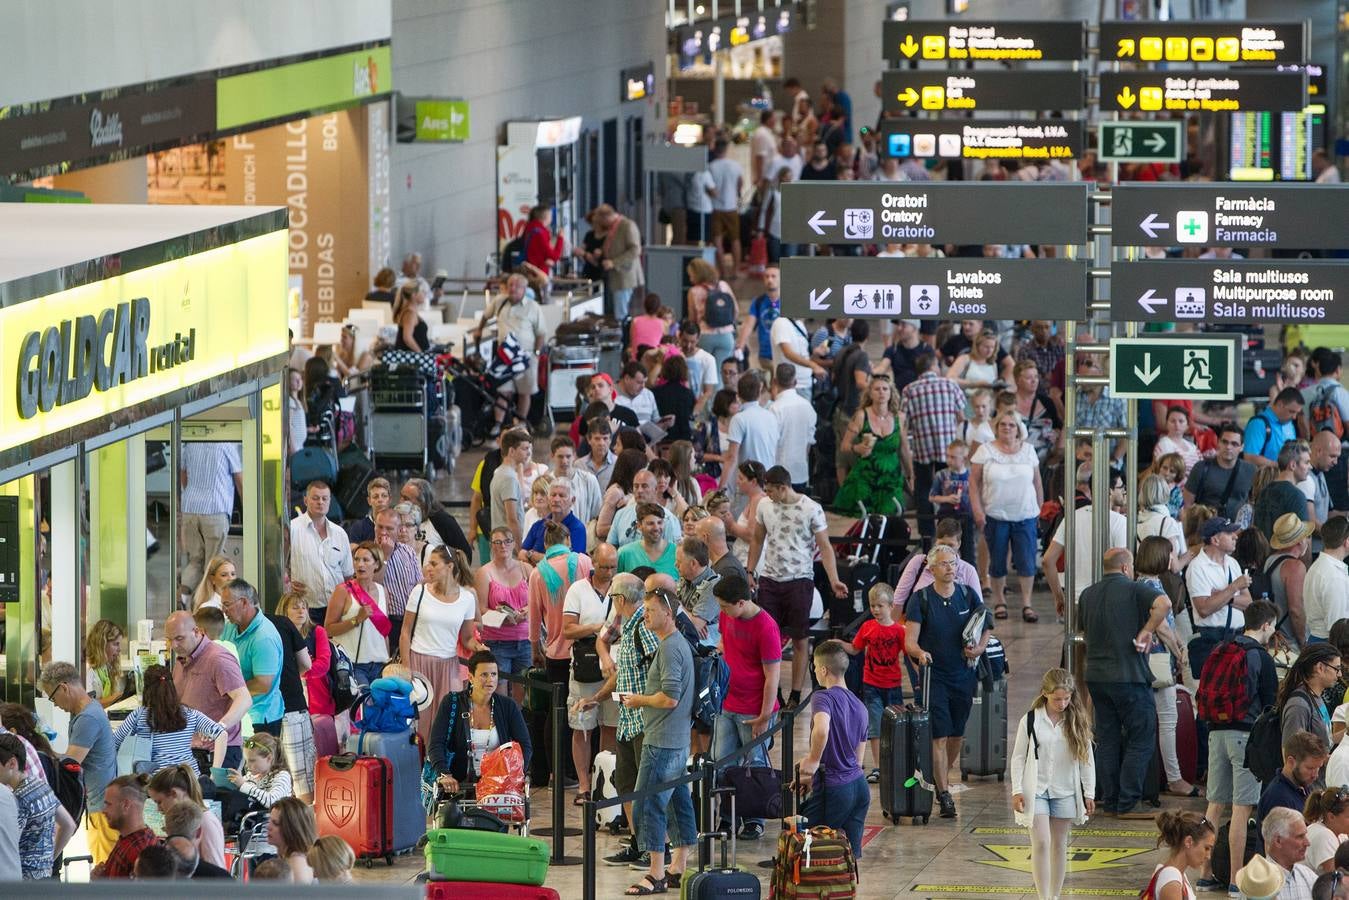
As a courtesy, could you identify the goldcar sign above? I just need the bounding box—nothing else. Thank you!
[1,230,287,451]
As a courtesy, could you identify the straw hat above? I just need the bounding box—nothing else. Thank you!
[1235,854,1285,900]
[1270,512,1316,550]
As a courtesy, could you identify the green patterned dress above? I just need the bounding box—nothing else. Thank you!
[834,412,905,516]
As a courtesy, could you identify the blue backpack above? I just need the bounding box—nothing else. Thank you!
[353,676,419,734]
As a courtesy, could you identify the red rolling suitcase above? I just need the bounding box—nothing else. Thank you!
[1174,685,1198,785]
[426,884,560,900]
[315,753,394,866]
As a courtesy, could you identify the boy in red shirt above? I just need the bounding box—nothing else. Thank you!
[846,583,905,782]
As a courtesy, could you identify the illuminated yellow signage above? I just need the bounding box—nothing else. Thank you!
[0,230,288,451]
[882,21,1085,63]
[1101,22,1309,64]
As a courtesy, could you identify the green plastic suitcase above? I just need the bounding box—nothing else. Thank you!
[424,828,550,885]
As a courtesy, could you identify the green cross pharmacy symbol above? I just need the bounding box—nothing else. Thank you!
[1182,216,1203,237]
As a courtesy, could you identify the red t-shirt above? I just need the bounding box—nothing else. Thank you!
[853,620,906,689]
[718,608,783,716]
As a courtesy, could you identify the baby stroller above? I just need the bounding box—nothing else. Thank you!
[443,339,535,446]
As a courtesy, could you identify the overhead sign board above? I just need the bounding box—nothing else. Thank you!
[879,118,1083,162]
[1099,21,1309,65]
[1098,121,1183,163]
[779,258,1089,321]
[780,182,1088,246]
[1111,260,1349,325]
[1110,338,1236,401]
[1100,71,1307,113]
[621,62,656,103]
[1111,184,1349,249]
[881,20,1085,62]
[882,70,1085,113]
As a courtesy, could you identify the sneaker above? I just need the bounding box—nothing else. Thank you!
[629,849,672,871]
[1227,885,1241,898]
[738,822,765,841]
[1194,878,1224,892]
[939,791,957,818]
[867,768,880,784]
[604,844,643,866]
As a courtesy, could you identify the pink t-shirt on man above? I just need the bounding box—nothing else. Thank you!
[718,608,783,716]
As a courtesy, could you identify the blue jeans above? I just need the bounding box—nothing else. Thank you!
[488,639,533,676]
[1088,681,1156,813]
[800,775,870,858]
[984,516,1038,577]
[352,661,384,688]
[698,332,736,381]
[712,711,775,828]
[612,287,636,318]
[863,685,904,740]
[634,744,699,854]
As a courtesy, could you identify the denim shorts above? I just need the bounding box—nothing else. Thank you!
[1033,791,1076,819]
[863,684,904,740]
[487,639,533,675]
[984,516,1039,578]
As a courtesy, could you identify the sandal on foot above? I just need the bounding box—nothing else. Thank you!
[573,790,591,806]
[665,870,683,888]
[994,604,1009,619]
[626,875,667,895]
[1021,606,1039,623]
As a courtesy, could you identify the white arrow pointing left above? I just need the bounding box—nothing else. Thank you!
[810,288,832,311]
[1139,213,1169,240]
[808,210,837,235]
[1137,289,1166,315]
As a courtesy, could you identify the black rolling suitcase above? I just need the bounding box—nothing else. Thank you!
[879,665,934,825]
[960,677,1008,781]
[681,792,760,900]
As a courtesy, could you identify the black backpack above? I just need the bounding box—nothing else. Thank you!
[1244,704,1284,784]
[501,234,527,273]
[38,754,85,822]
[703,287,737,328]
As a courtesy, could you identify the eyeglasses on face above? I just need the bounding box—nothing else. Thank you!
[491,538,514,547]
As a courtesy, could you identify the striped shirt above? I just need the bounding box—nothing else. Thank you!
[112,706,225,774]
[615,610,660,742]
[378,542,422,617]
[180,442,243,516]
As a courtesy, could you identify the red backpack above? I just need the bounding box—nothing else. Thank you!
[1196,639,1251,725]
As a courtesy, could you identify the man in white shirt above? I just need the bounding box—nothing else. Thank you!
[1042,464,1128,616]
[552,436,602,526]
[686,166,716,245]
[679,322,719,414]
[1262,807,1317,900]
[772,136,804,184]
[178,441,244,597]
[1185,516,1253,675]
[614,361,659,426]
[477,273,546,427]
[719,373,782,490]
[1303,515,1349,642]
[288,481,354,619]
[770,308,825,399]
[770,364,816,491]
[707,139,744,268]
[749,110,778,184]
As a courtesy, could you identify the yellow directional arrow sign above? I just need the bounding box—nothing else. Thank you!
[898,87,920,107]
[1117,38,1136,57]
[1116,86,1137,109]
[979,845,1154,874]
[900,35,919,57]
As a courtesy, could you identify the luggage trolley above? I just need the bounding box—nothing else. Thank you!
[369,364,430,476]
[546,338,601,422]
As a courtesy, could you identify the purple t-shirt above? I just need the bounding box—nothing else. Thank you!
[812,686,868,789]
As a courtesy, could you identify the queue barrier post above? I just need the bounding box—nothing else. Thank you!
[497,669,579,863]
[582,797,599,900]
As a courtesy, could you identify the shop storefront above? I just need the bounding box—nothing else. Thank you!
[0,204,288,716]
[1,42,392,337]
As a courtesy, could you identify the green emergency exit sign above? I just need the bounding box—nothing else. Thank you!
[1109,337,1235,400]
[1098,121,1182,163]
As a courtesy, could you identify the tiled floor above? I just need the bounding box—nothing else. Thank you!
[345,596,1203,899]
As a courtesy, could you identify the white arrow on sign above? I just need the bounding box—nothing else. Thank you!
[810,288,832,311]
[1144,132,1167,154]
[808,210,837,235]
[1137,289,1167,315]
[1133,352,1161,386]
[1139,213,1169,239]
[451,108,465,125]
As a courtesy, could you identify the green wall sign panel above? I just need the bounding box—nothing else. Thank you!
[217,45,393,131]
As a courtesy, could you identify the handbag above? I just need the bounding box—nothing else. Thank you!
[128,710,155,775]
[718,765,784,820]
[570,595,611,684]
[1149,652,1176,690]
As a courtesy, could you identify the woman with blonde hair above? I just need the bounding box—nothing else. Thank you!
[400,545,485,745]
[266,796,318,883]
[85,619,129,708]
[835,374,912,517]
[191,556,236,612]
[668,440,703,509]
[686,256,738,370]
[307,834,355,883]
[947,330,1004,395]
[393,282,429,353]
[1011,668,1096,900]
[324,541,392,686]
[1150,452,1188,518]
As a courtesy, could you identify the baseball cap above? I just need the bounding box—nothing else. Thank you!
[1200,517,1241,541]
[901,319,921,329]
